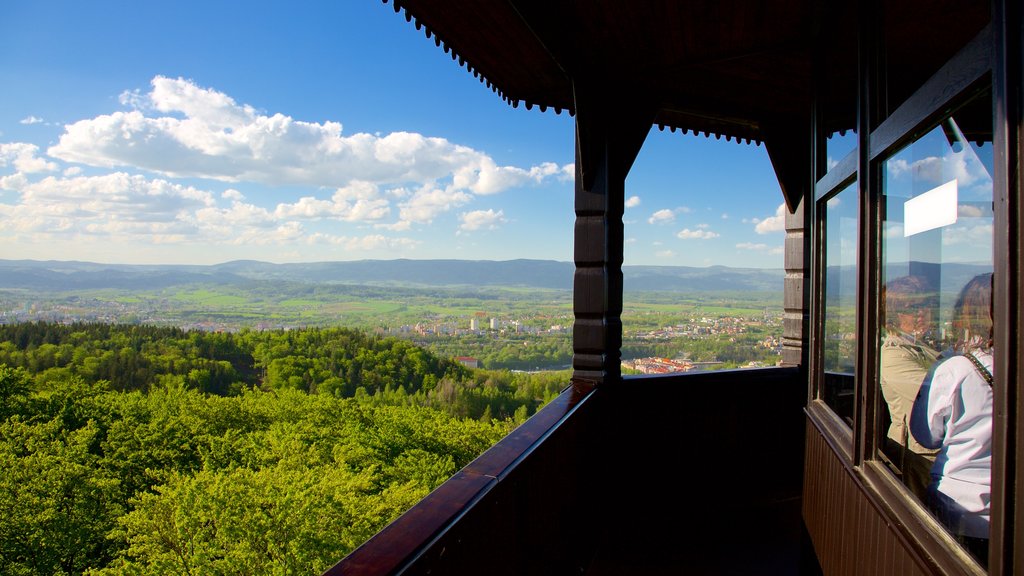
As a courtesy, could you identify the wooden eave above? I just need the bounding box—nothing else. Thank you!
[385,0,987,142]
[386,0,821,145]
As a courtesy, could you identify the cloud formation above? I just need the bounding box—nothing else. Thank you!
[459,209,506,232]
[648,209,676,225]
[677,226,719,240]
[48,76,571,194]
[0,76,575,260]
[0,170,424,257]
[737,242,783,255]
[44,76,572,230]
[625,195,641,208]
[752,203,787,234]
[0,143,58,174]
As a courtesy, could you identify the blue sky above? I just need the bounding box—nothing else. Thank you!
[0,1,789,268]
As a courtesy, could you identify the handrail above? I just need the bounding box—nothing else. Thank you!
[323,377,597,576]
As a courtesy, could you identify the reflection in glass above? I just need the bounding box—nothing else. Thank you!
[821,182,858,423]
[880,114,993,568]
[825,129,856,173]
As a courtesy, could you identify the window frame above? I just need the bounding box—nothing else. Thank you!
[809,20,999,575]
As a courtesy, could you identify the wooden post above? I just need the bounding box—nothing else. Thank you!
[571,83,653,385]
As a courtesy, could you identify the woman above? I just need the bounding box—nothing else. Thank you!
[879,274,941,501]
[910,272,993,565]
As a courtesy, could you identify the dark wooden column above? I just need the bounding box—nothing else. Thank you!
[992,0,1022,572]
[781,197,808,368]
[571,84,653,385]
[763,117,813,370]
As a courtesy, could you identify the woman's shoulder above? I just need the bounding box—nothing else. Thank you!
[933,349,993,379]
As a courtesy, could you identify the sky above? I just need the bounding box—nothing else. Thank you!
[0,1,790,268]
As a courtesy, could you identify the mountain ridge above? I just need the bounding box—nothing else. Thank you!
[0,258,785,292]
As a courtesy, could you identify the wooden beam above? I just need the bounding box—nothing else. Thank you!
[763,115,813,213]
[571,80,655,384]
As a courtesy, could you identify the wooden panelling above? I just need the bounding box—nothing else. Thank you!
[589,367,813,574]
[327,368,811,575]
[803,418,931,576]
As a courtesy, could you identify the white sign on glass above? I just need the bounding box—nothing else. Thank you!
[904,179,958,237]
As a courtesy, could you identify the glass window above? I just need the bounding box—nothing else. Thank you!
[878,103,993,568]
[825,130,856,174]
[821,181,858,424]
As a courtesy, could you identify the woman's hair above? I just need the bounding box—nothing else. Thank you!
[951,272,993,352]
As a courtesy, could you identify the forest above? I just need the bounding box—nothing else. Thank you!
[0,322,570,575]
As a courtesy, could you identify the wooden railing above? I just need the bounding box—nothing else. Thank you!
[324,377,602,575]
[324,366,814,575]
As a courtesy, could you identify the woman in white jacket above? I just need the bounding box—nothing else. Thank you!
[910,272,993,567]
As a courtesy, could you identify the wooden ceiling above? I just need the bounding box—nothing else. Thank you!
[384,0,989,146]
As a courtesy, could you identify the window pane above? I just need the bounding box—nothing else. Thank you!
[879,109,993,568]
[821,181,858,423]
[826,130,856,173]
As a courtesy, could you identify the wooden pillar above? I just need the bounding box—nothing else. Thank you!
[764,117,813,370]
[991,0,1022,572]
[782,197,808,368]
[571,84,653,385]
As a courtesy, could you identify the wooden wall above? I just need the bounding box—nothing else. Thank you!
[803,416,934,576]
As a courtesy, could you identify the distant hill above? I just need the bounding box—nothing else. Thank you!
[0,259,786,292]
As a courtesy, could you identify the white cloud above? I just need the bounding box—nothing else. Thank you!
[19,116,44,125]
[887,147,991,190]
[397,185,472,225]
[677,228,720,240]
[0,171,421,256]
[941,222,993,247]
[958,204,984,218]
[648,208,676,225]
[885,223,905,238]
[273,180,390,222]
[754,203,787,234]
[47,76,570,205]
[625,195,641,208]
[40,76,572,231]
[0,142,59,173]
[721,213,729,219]
[452,158,565,196]
[306,233,420,251]
[6,173,215,232]
[459,209,506,232]
[656,250,675,259]
[0,173,29,191]
[736,242,782,255]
